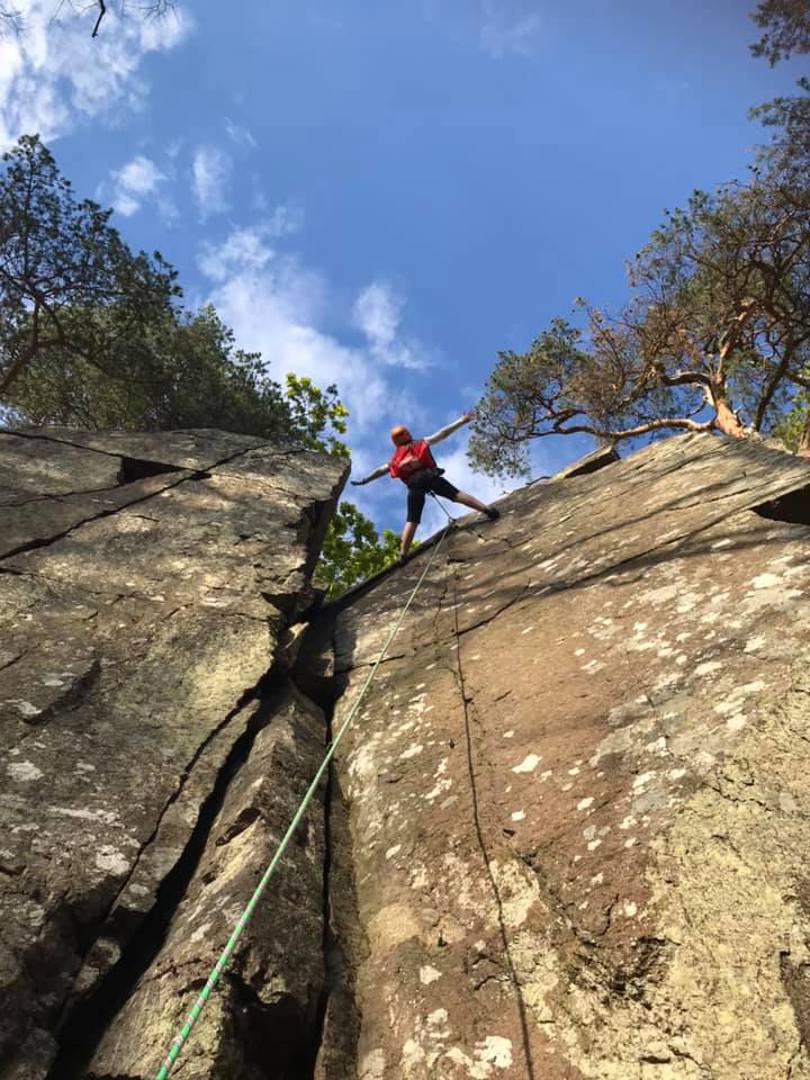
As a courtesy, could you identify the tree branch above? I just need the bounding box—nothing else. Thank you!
[91,0,106,37]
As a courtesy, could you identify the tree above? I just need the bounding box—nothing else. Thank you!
[314,501,401,599]
[469,170,810,477]
[6,305,301,437]
[0,135,179,398]
[750,0,810,65]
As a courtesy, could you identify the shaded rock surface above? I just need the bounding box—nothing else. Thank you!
[0,427,347,1079]
[317,433,810,1080]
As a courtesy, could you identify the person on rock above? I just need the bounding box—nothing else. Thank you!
[350,410,500,562]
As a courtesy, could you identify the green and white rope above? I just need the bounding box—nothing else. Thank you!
[154,520,452,1079]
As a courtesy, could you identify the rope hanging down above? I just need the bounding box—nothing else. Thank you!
[153,511,455,1080]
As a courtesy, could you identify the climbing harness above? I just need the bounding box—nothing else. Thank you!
[152,509,456,1079]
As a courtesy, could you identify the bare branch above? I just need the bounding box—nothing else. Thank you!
[91,0,106,37]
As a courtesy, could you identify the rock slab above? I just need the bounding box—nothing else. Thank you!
[322,433,810,1080]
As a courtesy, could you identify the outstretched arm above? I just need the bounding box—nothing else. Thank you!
[350,463,389,486]
[424,410,474,447]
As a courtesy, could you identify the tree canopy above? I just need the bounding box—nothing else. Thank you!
[313,501,401,599]
[750,0,810,65]
[0,135,179,400]
[469,13,810,478]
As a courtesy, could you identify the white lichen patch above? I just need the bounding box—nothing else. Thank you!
[749,572,781,590]
[400,743,424,760]
[503,730,515,739]
[424,778,452,801]
[512,754,540,774]
[420,965,442,985]
[7,760,43,782]
[489,860,539,928]
[4,700,42,719]
[95,846,130,876]
[633,771,656,791]
[622,900,638,917]
[577,797,594,811]
[511,810,526,822]
[478,1035,513,1069]
[360,1049,386,1079]
[385,844,402,860]
[581,659,605,675]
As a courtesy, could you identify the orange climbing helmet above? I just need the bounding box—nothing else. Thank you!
[390,425,412,446]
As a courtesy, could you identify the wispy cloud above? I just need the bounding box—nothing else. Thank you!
[352,281,434,370]
[0,2,192,149]
[108,154,166,216]
[198,225,427,438]
[224,117,257,150]
[191,144,232,218]
[198,210,303,280]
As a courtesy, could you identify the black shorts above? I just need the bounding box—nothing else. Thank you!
[405,470,459,524]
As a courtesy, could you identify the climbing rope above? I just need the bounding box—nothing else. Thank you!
[153,511,455,1079]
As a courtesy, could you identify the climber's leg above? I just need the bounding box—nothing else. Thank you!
[399,520,419,561]
[400,487,426,559]
[453,490,501,521]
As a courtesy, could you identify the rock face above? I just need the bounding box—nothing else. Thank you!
[0,427,347,1079]
[5,427,810,1080]
[318,433,810,1080]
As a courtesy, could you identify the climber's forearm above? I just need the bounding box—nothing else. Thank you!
[425,412,472,447]
[351,464,388,486]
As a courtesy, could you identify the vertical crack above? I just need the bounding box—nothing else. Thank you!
[446,558,538,1080]
[45,676,288,1080]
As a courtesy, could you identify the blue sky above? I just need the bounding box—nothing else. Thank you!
[1,0,805,532]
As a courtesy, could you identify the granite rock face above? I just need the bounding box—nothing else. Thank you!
[317,433,810,1080]
[0,427,347,1079]
[5,426,810,1080]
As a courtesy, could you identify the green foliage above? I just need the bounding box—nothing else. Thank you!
[314,500,401,599]
[9,304,296,437]
[284,374,350,456]
[0,134,178,397]
[750,0,810,65]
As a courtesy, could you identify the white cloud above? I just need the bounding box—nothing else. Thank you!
[0,2,192,149]
[352,281,433,370]
[191,144,232,218]
[224,117,257,150]
[108,154,165,216]
[198,225,424,436]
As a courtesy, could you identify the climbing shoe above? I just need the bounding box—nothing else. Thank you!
[484,507,501,522]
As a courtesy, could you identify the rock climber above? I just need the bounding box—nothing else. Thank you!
[350,410,500,562]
